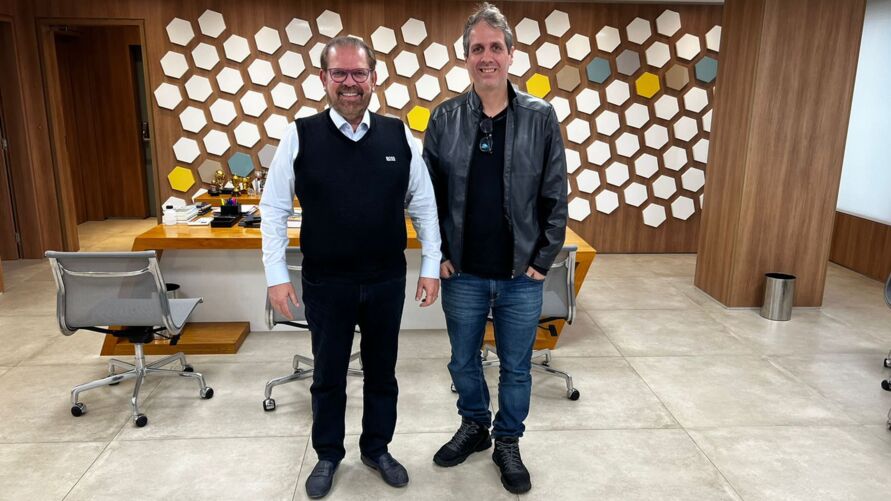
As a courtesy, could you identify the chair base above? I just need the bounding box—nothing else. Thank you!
[70,343,213,427]
[262,351,363,411]
[480,345,580,401]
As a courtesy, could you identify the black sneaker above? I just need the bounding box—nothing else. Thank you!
[433,418,492,467]
[492,437,531,494]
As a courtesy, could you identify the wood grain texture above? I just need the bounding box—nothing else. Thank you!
[830,212,891,283]
[0,30,18,260]
[99,321,250,355]
[695,0,866,307]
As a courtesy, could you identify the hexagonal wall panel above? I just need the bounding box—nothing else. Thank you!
[615,132,640,158]
[317,10,343,38]
[586,141,611,166]
[663,146,688,171]
[258,144,277,169]
[228,152,254,177]
[673,116,698,142]
[240,90,268,117]
[418,44,446,73]
[371,26,397,54]
[565,149,581,174]
[595,110,620,136]
[536,43,561,70]
[626,18,652,45]
[645,41,670,69]
[248,59,275,86]
[605,161,630,187]
[625,103,650,129]
[576,89,601,115]
[369,93,381,113]
[264,114,289,140]
[192,43,220,71]
[415,74,441,101]
[644,124,669,150]
[605,80,630,106]
[617,49,641,76]
[271,83,298,109]
[255,27,282,55]
[384,83,410,109]
[636,72,660,99]
[642,203,667,227]
[682,167,705,192]
[509,50,531,77]
[586,58,611,84]
[286,18,312,46]
[684,87,709,113]
[407,105,431,132]
[566,118,591,144]
[545,10,570,37]
[526,73,551,99]
[216,67,244,95]
[308,42,325,68]
[204,130,231,157]
[168,166,195,192]
[556,66,580,92]
[566,34,591,61]
[654,95,680,120]
[185,76,212,103]
[703,110,713,132]
[234,122,261,148]
[198,159,222,184]
[376,61,390,85]
[302,74,325,101]
[635,153,659,178]
[154,83,182,110]
[173,137,200,163]
[595,190,620,214]
[179,106,207,133]
[693,138,710,163]
[652,175,677,199]
[445,67,471,93]
[656,10,681,36]
[515,18,540,45]
[224,35,250,63]
[551,96,571,122]
[294,106,317,119]
[671,196,695,220]
[595,26,620,53]
[676,34,702,61]
[166,18,194,46]
[401,18,427,46]
[695,57,718,84]
[394,51,420,78]
[706,26,722,52]
[199,10,226,38]
[568,197,591,222]
[161,51,188,79]
[624,182,648,207]
[210,99,237,125]
[279,51,306,79]
[665,65,690,91]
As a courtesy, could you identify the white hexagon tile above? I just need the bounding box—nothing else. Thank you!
[154,83,182,110]
[676,34,702,61]
[271,82,298,109]
[166,18,194,46]
[415,74,441,102]
[576,169,600,193]
[671,196,695,220]
[279,51,306,79]
[424,43,449,70]
[192,43,220,71]
[172,137,200,163]
[625,103,650,129]
[255,27,282,55]
[652,175,677,199]
[302,74,326,101]
[210,99,237,125]
[384,83,410,109]
[445,67,471,93]
[681,167,705,192]
[185,76,212,102]
[240,90,268,117]
[286,18,313,46]
[594,110,620,136]
[566,118,591,144]
[644,124,669,150]
[634,153,659,178]
[371,26,398,54]
[586,141,611,166]
[161,51,188,79]
[515,18,541,45]
[234,122,261,148]
[595,26,621,53]
[626,18,652,45]
[545,10,570,37]
[642,203,667,227]
[509,50,531,77]
[535,43,561,70]
[656,10,681,37]
[264,114,289,140]
[550,96,571,123]
[247,59,275,86]
[316,10,343,38]
[684,87,709,113]
[663,146,688,171]
[394,51,420,78]
[595,190,620,214]
[565,34,590,61]
[565,149,581,174]
[605,161,630,187]
[568,197,591,222]
[223,35,251,63]
[624,182,648,207]
[576,89,601,115]
[401,18,427,46]
[179,106,207,133]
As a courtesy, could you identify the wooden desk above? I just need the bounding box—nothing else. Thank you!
[194,193,299,207]
[121,223,596,354]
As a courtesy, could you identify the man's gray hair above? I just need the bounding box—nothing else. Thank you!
[320,35,377,71]
[462,2,514,57]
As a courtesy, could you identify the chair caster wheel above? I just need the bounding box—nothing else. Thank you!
[882,380,891,392]
[263,398,276,411]
[108,377,120,386]
[567,389,580,401]
[884,358,891,369]
[183,365,194,373]
[200,387,214,399]
[71,403,87,417]
[450,383,457,393]
[134,414,148,427]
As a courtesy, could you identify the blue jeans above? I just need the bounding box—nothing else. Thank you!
[441,272,543,438]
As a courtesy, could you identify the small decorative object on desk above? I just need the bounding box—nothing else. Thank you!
[212,169,227,192]
[219,197,240,216]
[253,169,267,194]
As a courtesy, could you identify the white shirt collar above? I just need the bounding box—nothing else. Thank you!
[328,107,371,133]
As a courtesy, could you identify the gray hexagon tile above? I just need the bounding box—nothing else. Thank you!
[198,159,222,183]
[616,49,641,76]
[258,144,277,168]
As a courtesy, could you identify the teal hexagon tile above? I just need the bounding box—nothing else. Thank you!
[695,56,718,84]
[228,152,254,177]
[586,57,611,84]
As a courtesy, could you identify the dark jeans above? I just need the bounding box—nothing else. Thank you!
[301,274,406,462]
[440,273,543,438]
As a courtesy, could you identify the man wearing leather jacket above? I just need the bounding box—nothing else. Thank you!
[422,2,567,494]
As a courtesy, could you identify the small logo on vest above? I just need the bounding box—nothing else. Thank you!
[385,156,396,162]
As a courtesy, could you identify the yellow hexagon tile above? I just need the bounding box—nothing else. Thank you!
[168,166,196,192]
[407,105,431,132]
[526,73,551,99]
[635,72,661,99]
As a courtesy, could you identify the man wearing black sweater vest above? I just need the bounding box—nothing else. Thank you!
[423,3,568,495]
[260,37,441,499]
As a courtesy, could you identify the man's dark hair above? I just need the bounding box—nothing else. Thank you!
[462,2,514,57]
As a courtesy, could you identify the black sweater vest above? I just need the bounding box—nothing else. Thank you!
[293,110,411,284]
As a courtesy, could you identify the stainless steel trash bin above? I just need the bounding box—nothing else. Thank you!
[165,283,180,300]
[760,273,795,321]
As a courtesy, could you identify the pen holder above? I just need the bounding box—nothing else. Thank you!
[220,204,240,217]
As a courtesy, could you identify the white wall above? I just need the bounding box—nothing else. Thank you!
[837,0,891,225]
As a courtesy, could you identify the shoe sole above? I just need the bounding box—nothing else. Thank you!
[500,477,532,494]
[433,438,493,467]
[361,455,409,488]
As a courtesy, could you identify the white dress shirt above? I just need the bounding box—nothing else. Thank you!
[260,108,442,287]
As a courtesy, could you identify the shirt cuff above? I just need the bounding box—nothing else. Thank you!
[265,264,291,287]
[420,257,440,279]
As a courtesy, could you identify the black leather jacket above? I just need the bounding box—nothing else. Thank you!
[423,84,567,277]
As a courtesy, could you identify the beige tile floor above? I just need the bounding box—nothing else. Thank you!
[0,220,890,500]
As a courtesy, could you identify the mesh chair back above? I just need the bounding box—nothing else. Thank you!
[540,246,577,323]
[46,251,173,333]
[266,248,308,328]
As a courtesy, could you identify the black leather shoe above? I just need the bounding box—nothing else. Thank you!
[305,460,338,499]
[361,452,409,487]
[433,418,492,467]
[492,437,531,494]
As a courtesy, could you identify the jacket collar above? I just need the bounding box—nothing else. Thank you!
[468,81,518,113]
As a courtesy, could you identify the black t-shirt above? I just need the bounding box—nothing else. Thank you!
[462,108,513,279]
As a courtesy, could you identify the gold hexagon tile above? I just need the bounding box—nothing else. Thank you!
[635,72,661,98]
[168,166,196,192]
[556,66,581,92]
[407,105,431,132]
[526,73,551,99]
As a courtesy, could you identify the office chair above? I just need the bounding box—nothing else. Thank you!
[882,272,890,429]
[46,251,213,428]
[262,247,362,412]
[453,246,580,400]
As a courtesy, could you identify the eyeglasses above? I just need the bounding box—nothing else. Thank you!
[479,118,493,154]
[326,68,372,83]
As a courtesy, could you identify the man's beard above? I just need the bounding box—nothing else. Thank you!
[326,85,372,122]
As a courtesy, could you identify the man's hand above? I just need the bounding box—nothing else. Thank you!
[268,283,299,320]
[416,277,440,307]
[440,260,455,279]
[525,266,546,281]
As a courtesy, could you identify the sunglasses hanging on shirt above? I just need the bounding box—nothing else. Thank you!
[479,117,494,154]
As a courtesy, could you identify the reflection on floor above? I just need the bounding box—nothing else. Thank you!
[1,219,889,500]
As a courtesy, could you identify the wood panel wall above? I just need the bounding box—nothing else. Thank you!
[830,212,891,283]
[695,0,866,307]
[0,22,20,260]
